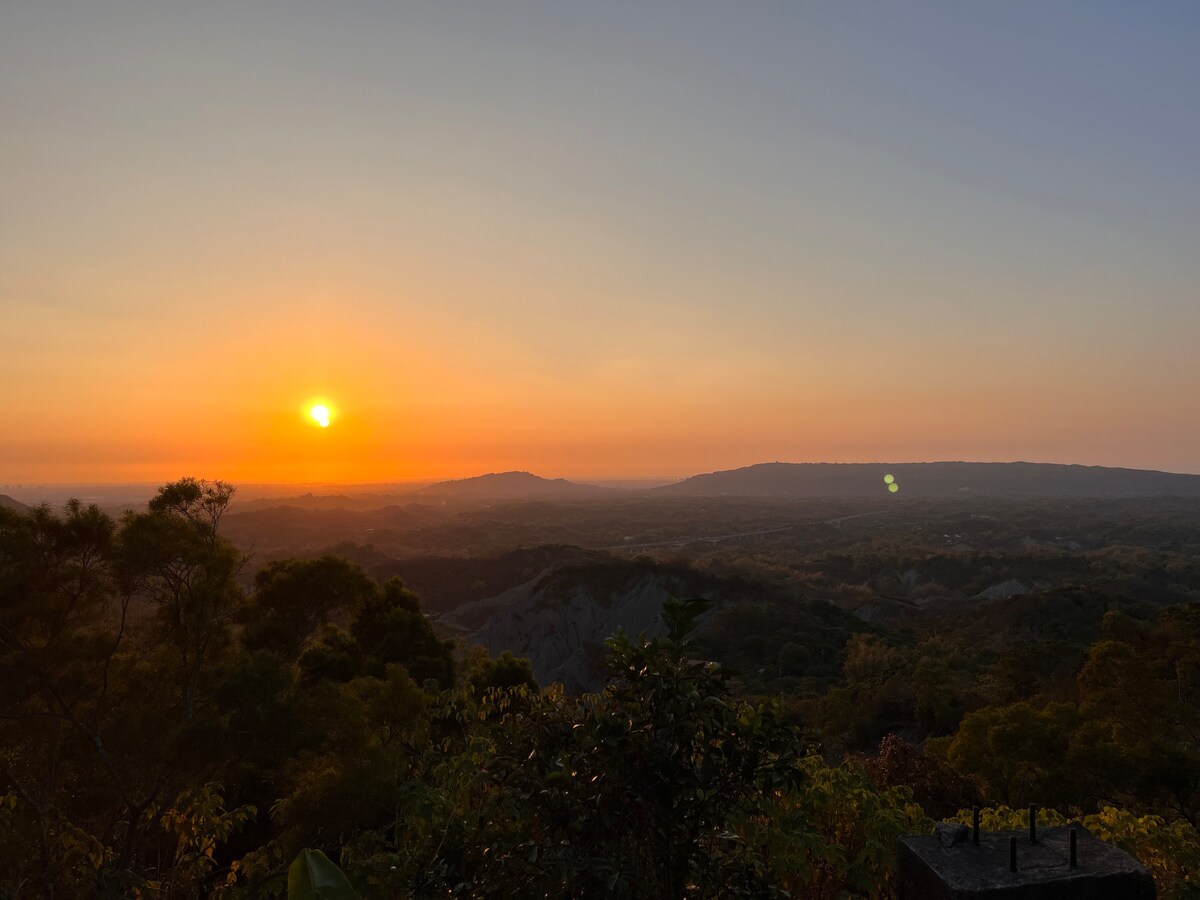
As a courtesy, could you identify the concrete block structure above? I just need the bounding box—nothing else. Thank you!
[898,825,1156,899]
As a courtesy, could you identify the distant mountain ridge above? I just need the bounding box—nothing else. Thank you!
[15,462,1200,513]
[230,472,610,512]
[416,471,609,500]
[653,462,1200,498]
[235,492,412,512]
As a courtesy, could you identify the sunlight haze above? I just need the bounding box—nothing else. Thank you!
[3,2,1199,481]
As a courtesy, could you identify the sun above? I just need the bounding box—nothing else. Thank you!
[308,403,332,428]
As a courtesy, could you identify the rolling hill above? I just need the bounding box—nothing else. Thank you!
[416,471,610,500]
[653,461,1200,498]
[0,494,30,513]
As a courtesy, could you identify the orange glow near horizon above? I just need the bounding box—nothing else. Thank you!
[3,6,1200,484]
[4,344,1197,486]
[1,286,1197,484]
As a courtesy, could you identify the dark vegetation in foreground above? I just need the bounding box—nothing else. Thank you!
[2,479,1199,898]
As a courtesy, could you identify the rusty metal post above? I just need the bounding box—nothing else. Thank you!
[1070,828,1077,868]
[972,806,980,845]
[1010,835,1017,872]
[1029,804,1037,843]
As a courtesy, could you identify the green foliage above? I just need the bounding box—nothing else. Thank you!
[7,484,1200,898]
[0,484,457,897]
[760,756,931,900]
[694,597,869,693]
[244,556,377,657]
[142,784,256,896]
[0,482,253,896]
[352,578,455,687]
[119,478,245,720]
[299,626,363,684]
[947,702,1081,809]
[0,782,253,898]
[147,477,235,531]
[338,597,809,898]
[241,558,455,690]
[1074,606,1200,824]
[288,849,359,900]
[466,649,538,697]
[947,804,1068,831]
[857,735,979,818]
[1084,807,1200,900]
[939,604,1200,823]
[979,639,1080,704]
[513,596,800,897]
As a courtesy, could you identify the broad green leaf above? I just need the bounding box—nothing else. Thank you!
[287,849,359,900]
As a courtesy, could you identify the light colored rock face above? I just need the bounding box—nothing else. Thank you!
[444,567,717,692]
[975,579,1030,601]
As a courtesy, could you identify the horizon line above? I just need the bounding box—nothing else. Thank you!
[6,457,1200,491]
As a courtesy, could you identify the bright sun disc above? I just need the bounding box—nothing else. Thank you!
[309,404,331,428]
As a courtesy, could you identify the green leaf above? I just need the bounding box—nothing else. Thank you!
[287,849,360,900]
[661,596,712,643]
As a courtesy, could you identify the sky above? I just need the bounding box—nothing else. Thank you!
[2,1,1199,483]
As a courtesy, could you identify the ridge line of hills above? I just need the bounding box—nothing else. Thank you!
[8,461,1200,512]
[651,460,1200,499]
[237,461,1200,509]
[0,494,31,513]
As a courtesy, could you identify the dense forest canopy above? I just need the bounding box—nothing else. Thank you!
[2,479,1199,898]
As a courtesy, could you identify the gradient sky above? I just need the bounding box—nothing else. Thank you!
[3,2,1199,483]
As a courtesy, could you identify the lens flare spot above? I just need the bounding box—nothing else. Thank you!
[888,482,899,493]
[883,474,895,484]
